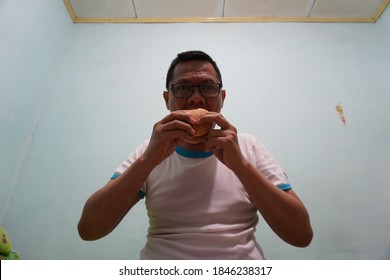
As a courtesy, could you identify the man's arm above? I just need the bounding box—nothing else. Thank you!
[200,113,313,247]
[77,155,153,241]
[78,111,196,241]
[232,159,313,247]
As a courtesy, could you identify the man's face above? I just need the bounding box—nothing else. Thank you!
[163,60,226,112]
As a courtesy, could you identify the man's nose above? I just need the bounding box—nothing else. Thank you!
[188,86,205,103]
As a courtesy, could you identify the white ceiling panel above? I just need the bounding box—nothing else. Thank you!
[68,0,136,18]
[224,0,315,18]
[134,0,224,18]
[311,0,385,19]
[64,0,390,23]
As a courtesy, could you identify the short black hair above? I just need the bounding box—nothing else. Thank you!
[165,50,223,90]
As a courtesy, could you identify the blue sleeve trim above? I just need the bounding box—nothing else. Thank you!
[278,183,292,191]
[137,190,146,199]
[110,172,146,199]
[111,172,121,179]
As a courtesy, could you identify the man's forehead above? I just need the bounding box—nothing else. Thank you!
[172,61,217,79]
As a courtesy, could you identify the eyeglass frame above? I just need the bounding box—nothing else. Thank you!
[168,82,222,98]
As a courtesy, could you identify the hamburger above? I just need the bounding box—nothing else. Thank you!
[183,108,212,144]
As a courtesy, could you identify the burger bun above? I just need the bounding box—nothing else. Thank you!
[183,108,212,144]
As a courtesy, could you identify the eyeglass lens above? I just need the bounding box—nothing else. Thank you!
[171,83,220,98]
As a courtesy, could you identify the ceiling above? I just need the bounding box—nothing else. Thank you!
[64,0,389,23]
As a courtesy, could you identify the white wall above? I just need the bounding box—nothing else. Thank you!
[0,1,73,226]
[1,2,389,259]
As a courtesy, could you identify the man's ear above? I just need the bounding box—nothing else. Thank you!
[163,91,170,110]
[220,89,226,108]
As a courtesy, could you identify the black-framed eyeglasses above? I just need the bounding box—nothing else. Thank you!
[169,83,222,98]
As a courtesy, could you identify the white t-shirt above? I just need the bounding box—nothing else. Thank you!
[114,133,291,259]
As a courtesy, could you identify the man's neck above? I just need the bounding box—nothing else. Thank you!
[177,140,206,151]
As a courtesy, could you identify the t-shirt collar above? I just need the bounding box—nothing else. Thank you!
[175,146,214,158]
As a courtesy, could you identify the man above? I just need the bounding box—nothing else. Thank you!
[78,50,313,259]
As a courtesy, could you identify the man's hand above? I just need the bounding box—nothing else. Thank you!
[197,112,245,170]
[142,111,195,166]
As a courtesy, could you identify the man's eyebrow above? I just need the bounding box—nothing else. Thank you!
[174,78,218,83]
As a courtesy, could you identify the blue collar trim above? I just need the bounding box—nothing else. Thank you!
[175,146,214,158]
